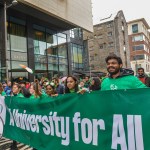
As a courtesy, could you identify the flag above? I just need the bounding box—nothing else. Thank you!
[19,64,33,74]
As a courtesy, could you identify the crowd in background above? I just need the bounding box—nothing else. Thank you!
[0,75,102,98]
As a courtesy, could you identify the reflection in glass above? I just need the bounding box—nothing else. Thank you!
[7,18,28,76]
[8,61,27,70]
[58,44,67,58]
[48,56,58,64]
[11,72,28,79]
[71,43,83,70]
[35,63,47,70]
[34,30,46,55]
[33,24,68,77]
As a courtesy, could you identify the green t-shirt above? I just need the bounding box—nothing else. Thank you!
[30,94,47,99]
[13,93,24,97]
[101,75,147,91]
[69,89,75,93]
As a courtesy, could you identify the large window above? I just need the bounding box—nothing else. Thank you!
[33,24,68,78]
[132,44,144,51]
[132,24,138,33]
[107,32,112,37]
[133,55,145,60]
[132,35,144,42]
[34,25,47,70]
[71,43,83,70]
[7,17,27,78]
[70,28,82,38]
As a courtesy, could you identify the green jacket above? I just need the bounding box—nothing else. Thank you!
[101,69,147,91]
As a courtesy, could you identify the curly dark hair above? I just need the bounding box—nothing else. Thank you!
[105,54,122,65]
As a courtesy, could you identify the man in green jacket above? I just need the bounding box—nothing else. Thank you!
[101,54,147,90]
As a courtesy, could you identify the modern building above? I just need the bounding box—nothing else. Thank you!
[83,10,130,73]
[128,18,150,75]
[0,0,93,81]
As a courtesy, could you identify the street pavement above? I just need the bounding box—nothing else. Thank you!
[0,137,33,150]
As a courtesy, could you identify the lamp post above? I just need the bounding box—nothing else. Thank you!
[3,0,18,82]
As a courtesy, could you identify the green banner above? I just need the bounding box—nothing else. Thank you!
[3,88,150,150]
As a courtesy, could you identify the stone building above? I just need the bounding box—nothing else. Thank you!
[83,10,130,73]
[128,18,150,75]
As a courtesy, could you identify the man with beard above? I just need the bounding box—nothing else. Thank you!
[101,54,146,90]
[137,68,150,87]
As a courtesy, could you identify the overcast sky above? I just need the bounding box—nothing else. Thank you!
[92,0,150,25]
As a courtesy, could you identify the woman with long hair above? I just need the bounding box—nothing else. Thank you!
[65,76,79,93]
[46,83,58,97]
[29,79,46,98]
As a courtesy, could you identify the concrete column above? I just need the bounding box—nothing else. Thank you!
[0,6,7,81]
[26,16,35,82]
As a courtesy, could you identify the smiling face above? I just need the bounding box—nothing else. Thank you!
[46,85,54,95]
[67,77,76,90]
[138,69,144,76]
[107,59,122,77]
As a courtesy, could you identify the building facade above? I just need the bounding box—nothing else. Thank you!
[83,10,130,73]
[128,18,150,75]
[0,0,92,81]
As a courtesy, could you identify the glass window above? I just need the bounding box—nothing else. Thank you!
[11,72,28,79]
[58,45,67,58]
[8,61,27,70]
[71,43,83,70]
[34,30,46,55]
[7,17,27,72]
[11,51,27,61]
[70,28,82,38]
[132,44,144,51]
[132,24,138,33]
[108,42,114,47]
[132,35,144,42]
[33,24,68,76]
[107,23,112,28]
[57,35,67,59]
[108,32,112,37]
[35,63,47,70]
[58,36,66,45]
[78,46,83,64]
[97,34,103,39]
[48,64,58,71]
[72,45,78,63]
[34,25,47,71]
[100,44,103,49]
[133,55,144,60]
[48,56,58,65]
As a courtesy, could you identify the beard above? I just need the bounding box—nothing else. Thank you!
[107,66,120,75]
[138,74,145,78]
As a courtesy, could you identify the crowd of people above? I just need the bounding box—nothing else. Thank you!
[0,54,150,99]
[0,75,102,99]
